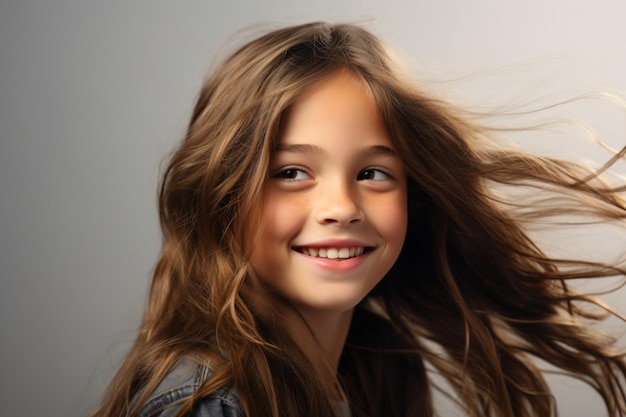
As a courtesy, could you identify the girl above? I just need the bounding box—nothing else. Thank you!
[91,22,626,417]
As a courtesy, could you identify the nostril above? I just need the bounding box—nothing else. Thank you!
[319,212,364,226]
[314,190,364,226]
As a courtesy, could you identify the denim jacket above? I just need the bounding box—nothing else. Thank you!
[136,358,242,417]
[136,358,351,417]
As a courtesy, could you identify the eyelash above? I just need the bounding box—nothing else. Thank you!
[357,168,391,181]
[273,168,311,181]
[273,167,391,181]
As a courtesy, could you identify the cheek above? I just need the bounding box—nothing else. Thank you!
[371,191,408,247]
[258,191,308,243]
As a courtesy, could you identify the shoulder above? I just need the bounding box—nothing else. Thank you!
[137,357,243,417]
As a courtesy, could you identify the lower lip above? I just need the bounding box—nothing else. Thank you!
[295,250,372,273]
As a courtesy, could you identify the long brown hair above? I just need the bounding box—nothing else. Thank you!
[91,22,626,417]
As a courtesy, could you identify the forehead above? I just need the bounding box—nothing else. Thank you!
[277,71,391,150]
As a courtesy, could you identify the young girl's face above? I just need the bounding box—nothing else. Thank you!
[249,71,407,317]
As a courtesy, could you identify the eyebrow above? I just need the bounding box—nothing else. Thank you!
[274,143,397,156]
[364,145,397,157]
[274,143,320,155]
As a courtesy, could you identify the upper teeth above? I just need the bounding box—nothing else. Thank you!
[299,247,365,259]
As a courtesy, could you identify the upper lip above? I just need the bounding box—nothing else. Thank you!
[292,239,374,249]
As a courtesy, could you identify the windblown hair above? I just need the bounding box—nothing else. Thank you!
[91,22,626,417]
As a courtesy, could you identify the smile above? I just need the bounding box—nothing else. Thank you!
[293,246,370,260]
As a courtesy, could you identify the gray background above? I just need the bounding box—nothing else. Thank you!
[1,1,626,416]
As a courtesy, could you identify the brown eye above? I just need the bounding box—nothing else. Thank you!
[275,168,310,181]
[357,168,390,181]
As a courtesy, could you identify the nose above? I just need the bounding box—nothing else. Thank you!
[314,180,364,226]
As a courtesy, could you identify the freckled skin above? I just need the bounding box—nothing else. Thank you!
[249,71,408,323]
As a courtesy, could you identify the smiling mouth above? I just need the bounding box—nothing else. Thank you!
[293,246,373,260]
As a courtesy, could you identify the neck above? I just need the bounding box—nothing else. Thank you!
[277,303,354,395]
[296,307,354,372]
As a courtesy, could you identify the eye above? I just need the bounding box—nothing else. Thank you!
[274,168,311,181]
[357,168,391,181]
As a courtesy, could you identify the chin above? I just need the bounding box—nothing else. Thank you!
[295,294,367,315]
